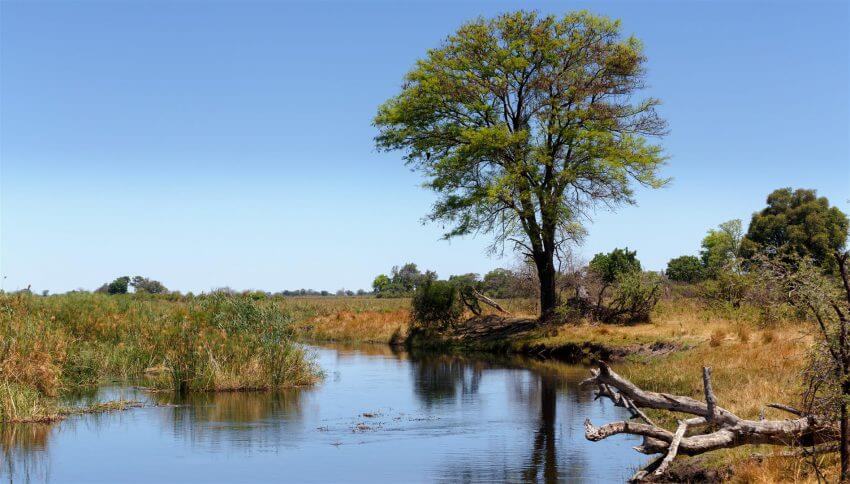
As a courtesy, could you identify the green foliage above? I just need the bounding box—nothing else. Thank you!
[606,271,662,323]
[589,248,642,284]
[372,274,391,295]
[448,273,481,290]
[665,255,705,282]
[130,276,168,294]
[374,10,667,313]
[700,219,743,276]
[482,268,536,298]
[372,263,437,297]
[410,280,464,331]
[699,265,753,309]
[96,276,130,295]
[741,188,849,273]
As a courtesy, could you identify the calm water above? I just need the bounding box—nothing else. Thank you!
[1,344,646,483]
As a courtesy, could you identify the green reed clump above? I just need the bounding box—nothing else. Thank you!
[0,292,318,422]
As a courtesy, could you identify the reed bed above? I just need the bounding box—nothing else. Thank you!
[0,292,318,422]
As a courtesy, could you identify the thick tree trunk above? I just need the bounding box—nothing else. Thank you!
[534,252,558,318]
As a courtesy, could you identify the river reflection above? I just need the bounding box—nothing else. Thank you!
[1,344,645,483]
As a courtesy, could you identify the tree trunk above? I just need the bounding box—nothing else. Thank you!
[535,252,558,319]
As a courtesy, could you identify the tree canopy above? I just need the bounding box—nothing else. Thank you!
[741,188,848,273]
[589,247,641,284]
[96,276,130,295]
[130,276,168,294]
[372,263,437,297]
[665,255,704,282]
[374,10,667,314]
[700,219,743,276]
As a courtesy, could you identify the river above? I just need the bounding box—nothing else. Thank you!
[1,343,646,483]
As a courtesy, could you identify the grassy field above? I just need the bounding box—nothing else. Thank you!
[0,292,318,423]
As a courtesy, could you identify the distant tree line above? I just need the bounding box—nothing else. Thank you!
[95,275,169,295]
[372,263,536,299]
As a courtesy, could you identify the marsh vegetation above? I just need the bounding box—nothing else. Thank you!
[0,292,317,423]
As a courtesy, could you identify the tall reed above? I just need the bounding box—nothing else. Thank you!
[0,292,318,422]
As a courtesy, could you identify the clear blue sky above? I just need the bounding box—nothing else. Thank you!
[1,0,848,294]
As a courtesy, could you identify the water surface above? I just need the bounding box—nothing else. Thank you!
[2,344,646,483]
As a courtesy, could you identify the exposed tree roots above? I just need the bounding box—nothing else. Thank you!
[581,361,839,482]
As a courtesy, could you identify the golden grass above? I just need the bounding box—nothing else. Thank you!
[291,296,536,344]
[296,309,409,344]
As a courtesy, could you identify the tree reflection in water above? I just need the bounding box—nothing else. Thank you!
[1,422,52,482]
[2,346,638,483]
[410,352,594,483]
[410,353,484,406]
[151,390,306,450]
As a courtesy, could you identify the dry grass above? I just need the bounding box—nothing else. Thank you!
[290,296,537,344]
[297,309,409,344]
[0,292,319,422]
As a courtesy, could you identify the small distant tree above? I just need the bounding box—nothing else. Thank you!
[482,269,514,298]
[130,276,168,294]
[95,276,130,295]
[448,273,481,289]
[372,274,391,296]
[589,248,641,284]
[392,263,429,292]
[701,219,743,277]
[374,11,667,317]
[665,255,705,282]
[741,188,849,273]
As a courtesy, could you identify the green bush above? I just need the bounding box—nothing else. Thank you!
[666,255,705,282]
[589,248,641,284]
[699,267,753,308]
[410,280,463,330]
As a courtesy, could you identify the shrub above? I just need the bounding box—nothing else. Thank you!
[700,266,753,308]
[603,271,663,324]
[410,280,463,331]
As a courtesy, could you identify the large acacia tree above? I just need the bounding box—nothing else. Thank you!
[375,11,667,316]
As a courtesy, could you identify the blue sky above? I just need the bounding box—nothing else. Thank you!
[1,0,848,294]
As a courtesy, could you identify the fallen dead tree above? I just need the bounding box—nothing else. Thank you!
[581,361,839,482]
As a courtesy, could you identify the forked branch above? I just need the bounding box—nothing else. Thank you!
[581,361,838,481]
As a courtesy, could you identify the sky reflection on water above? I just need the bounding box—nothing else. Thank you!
[2,344,646,483]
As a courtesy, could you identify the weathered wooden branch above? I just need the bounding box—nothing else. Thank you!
[471,289,510,315]
[581,361,839,481]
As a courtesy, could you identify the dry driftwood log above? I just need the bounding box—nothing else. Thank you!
[581,361,839,482]
[471,289,510,314]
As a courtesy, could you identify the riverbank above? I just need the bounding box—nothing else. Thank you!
[297,295,827,482]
